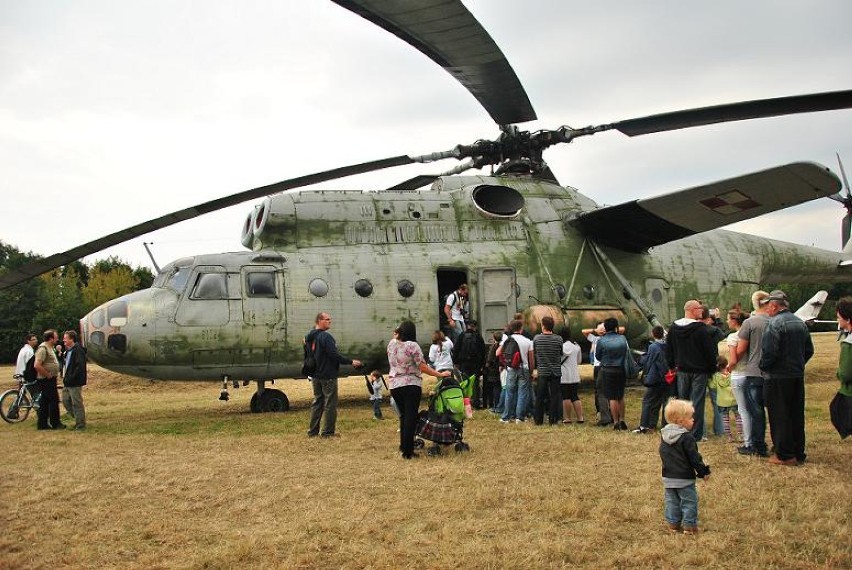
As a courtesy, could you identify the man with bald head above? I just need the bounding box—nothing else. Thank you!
[666,299,718,440]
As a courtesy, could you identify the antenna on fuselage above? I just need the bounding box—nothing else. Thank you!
[142,242,161,273]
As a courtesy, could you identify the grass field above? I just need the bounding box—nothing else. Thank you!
[0,333,849,569]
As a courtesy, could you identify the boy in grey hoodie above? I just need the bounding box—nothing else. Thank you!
[659,399,711,534]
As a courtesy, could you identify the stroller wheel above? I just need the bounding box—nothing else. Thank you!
[414,438,425,449]
[454,442,470,453]
[427,445,442,457]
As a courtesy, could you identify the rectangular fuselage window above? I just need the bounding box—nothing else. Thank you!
[246,272,277,298]
[191,273,228,300]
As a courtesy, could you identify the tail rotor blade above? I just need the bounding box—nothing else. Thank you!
[837,152,851,197]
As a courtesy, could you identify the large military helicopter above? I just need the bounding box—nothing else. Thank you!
[2,1,852,412]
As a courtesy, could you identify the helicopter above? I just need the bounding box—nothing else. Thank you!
[2,1,852,412]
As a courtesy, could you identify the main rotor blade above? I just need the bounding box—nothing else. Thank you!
[608,90,852,137]
[0,155,421,290]
[331,0,536,125]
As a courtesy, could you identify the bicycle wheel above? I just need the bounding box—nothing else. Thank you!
[0,389,31,423]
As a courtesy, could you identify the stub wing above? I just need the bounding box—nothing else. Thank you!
[571,162,841,252]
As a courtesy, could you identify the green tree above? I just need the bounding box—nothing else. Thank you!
[134,266,155,289]
[32,266,86,336]
[81,265,139,310]
[0,241,45,362]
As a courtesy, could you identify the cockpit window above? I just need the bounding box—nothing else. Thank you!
[246,272,277,298]
[191,273,228,300]
[166,266,190,293]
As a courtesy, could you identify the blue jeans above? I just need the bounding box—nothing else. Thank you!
[493,387,505,414]
[708,388,724,436]
[744,375,767,453]
[371,399,382,419]
[664,484,698,527]
[449,320,464,343]
[501,368,530,421]
[677,372,709,440]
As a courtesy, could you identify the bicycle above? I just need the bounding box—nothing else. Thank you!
[0,374,41,423]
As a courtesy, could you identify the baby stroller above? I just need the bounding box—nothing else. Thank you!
[415,370,472,456]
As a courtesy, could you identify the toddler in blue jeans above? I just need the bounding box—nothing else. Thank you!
[659,399,711,534]
[368,370,386,420]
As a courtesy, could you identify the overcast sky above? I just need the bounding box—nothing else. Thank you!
[2,0,851,272]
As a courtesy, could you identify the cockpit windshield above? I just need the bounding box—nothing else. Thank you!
[152,257,194,293]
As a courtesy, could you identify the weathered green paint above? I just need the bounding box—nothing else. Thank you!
[80,174,850,382]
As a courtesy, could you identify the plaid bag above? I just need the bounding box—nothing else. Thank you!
[415,410,458,444]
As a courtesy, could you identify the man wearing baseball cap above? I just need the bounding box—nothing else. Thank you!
[759,290,814,466]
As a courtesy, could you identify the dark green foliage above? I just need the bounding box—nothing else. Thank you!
[0,240,153,363]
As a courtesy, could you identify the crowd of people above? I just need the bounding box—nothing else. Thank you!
[14,283,850,531]
[298,285,849,534]
[14,329,88,431]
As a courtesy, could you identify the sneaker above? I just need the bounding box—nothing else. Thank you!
[515,418,525,424]
[682,526,699,535]
[632,426,650,434]
[619,421,628,431]
[737,445,755,456]
[666,523,682,534]
[499,419,511,423]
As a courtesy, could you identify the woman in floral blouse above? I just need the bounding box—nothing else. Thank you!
[387,321,449,459]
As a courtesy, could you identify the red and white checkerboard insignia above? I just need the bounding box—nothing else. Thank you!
[699,190,760,215]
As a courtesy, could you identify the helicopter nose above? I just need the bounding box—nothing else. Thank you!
[80,288,160,369]
[81,298,130,358]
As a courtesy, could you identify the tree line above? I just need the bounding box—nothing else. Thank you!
[0,240,154,363]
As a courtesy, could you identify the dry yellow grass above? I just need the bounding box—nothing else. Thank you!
[0,333,849,569]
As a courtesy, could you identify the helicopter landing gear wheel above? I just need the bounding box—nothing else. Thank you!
[260,389,289,412]
[250,389,290,413]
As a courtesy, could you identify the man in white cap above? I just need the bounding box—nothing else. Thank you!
[759,290,814,466]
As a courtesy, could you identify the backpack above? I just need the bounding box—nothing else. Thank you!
[500,336,523,369]
[23,354,37,383]
[301,335,317,376]
[454,332,481,365]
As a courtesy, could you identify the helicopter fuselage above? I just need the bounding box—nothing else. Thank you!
[80,174,847,381]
